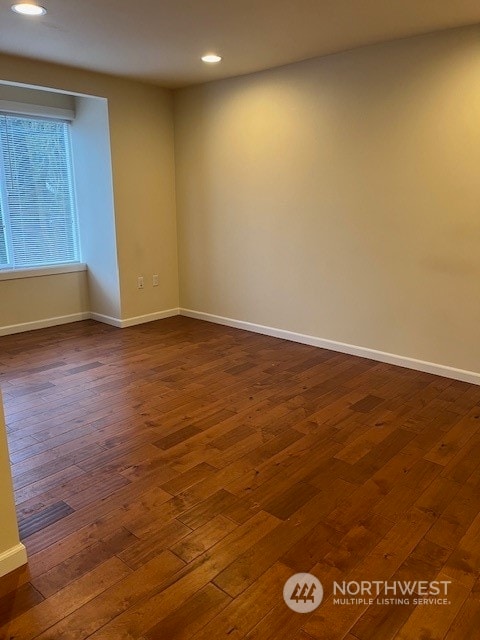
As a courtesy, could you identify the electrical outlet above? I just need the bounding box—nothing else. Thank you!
[153,274,159,287]
[137,276,144,289]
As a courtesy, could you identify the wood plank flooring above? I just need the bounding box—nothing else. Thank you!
[0,316,479,639]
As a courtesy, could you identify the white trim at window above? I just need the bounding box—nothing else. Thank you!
[0,262,86,281]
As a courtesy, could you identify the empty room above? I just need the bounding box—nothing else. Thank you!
[0,1,479,638]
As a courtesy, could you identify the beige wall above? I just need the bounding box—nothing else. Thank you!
[175,26,480,374]
[0,271,88,330]
[0,53,179,325]
[0,391,26,577]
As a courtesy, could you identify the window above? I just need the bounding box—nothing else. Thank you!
[0,114,80,270]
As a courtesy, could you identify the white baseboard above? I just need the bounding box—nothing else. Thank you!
[0,309,181,336]
[180,308,480,386]
[117,308,180,328]
[90,308,180,328]
[0,312,90,337]
[88,312,123,328]
[0,543,27,578]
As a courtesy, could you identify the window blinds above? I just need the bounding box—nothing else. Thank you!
[0,114,79,269]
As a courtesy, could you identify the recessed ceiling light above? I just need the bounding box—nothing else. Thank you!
[11,3,47,16]
[201,54,222,64]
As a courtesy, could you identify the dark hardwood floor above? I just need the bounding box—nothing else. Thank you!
[0,316,479,639]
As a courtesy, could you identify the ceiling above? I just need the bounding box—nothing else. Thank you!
[1,0,480,88]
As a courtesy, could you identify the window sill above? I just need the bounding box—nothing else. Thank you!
[0,263,87,282]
